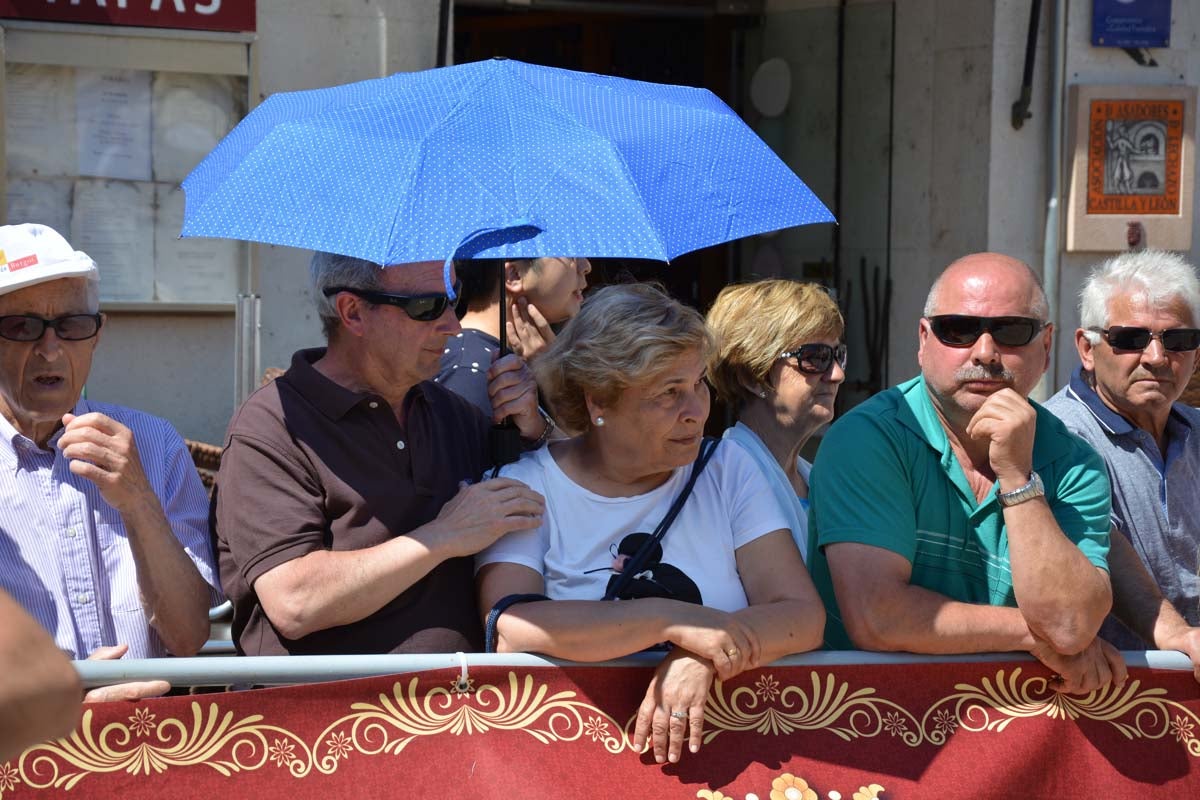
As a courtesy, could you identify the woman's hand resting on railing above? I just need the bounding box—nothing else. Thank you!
[663,606,761,681]
[633,647,714,764]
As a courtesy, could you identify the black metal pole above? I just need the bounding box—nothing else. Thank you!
[1011,0,1042,129]
[436,0,452,67]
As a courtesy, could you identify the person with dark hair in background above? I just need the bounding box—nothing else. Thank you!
[436,256,590,416]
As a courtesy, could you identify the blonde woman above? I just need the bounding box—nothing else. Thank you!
[706,280,846,561]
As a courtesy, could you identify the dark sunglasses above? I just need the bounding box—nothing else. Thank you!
[323,280,462,322]
[927,315,1046,348]
[1089,325,1200,352]
[0,313,103,342]
[779,342,848,375]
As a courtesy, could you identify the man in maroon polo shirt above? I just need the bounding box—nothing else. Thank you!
[213,253,548,656]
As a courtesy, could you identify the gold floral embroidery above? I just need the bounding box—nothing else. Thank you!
[0,763,20,793]
[920,668,1200,756]
[704,672,923,746]
[128,708,156,738]
[755,674,781,702]
[267,739,296,768]
[1170,715,1195,744]
[324,732,352,762]
[584,716,610,743]
[880,712,907,737]
[6,665,1197,796]
[930,708,958,737]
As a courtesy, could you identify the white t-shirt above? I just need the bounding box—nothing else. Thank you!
[476,442,791,612]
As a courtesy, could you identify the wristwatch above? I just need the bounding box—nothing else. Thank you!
[529,407,556,449]
[997,471,1045,508]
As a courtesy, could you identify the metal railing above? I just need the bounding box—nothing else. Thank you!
[74,650,1195,689]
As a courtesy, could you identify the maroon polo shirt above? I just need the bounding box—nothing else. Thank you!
[214,348,492,655]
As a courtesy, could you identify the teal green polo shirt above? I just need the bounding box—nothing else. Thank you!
[807,375,1111,649]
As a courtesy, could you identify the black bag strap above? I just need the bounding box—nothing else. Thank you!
[602,436,720,602]
[484,592,549,654]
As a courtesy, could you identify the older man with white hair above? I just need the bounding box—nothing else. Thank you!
[0,224,219,683]
[1046,250,1200,676]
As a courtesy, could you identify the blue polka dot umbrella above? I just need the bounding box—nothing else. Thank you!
[181,58,834,289]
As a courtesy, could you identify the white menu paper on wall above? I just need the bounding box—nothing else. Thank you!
[70,179,155,301]
[6,178,73,235]
[152,72,238,184]
[75,68,153,182]
[5,64,76,178]
[154,185,240,303]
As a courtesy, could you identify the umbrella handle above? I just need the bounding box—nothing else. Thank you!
[488,419,523,477]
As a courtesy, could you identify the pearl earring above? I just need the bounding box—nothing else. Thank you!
[594,416,605,426]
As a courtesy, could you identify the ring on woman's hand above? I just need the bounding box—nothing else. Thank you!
[726,648,739,657]
[669,710,688,720]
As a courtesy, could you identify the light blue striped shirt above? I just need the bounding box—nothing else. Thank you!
[0,398,219,658]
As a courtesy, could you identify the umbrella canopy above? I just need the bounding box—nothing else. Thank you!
[182,58,833,270]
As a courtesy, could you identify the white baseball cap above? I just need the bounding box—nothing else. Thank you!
[0,223,98,296]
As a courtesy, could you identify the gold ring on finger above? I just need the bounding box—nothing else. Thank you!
[726,648,739,657]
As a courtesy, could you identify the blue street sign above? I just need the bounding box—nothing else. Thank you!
[1092,0,1171,48]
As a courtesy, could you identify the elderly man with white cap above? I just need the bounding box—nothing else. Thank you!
[0,224,218,690]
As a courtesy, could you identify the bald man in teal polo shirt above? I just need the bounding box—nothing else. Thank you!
[808,253,1123,695]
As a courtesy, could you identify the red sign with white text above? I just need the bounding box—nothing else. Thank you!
[0,1,254,33]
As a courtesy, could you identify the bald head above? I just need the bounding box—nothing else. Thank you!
[924,253,1049,321]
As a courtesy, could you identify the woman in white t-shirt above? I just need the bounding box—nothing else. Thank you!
[705,280,847,563]
[476,283,824,767]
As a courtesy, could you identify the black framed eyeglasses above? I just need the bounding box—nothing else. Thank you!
[323,280,462,322]
[927,315,1046,348]
[0,313,103,342]
[1089,325,1200,353]
[779,342,848,375]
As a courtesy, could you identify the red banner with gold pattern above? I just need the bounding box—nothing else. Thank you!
[4,661,1199,799]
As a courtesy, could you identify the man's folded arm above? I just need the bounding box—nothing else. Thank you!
[1002,496,1112,654]
[826,542,1038,653]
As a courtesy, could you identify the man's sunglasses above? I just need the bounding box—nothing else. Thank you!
[926,315,1046,348]
[0,313,103,342]
[323,280,462,322]
[779,342,848,375]
[1089,326,1200,352]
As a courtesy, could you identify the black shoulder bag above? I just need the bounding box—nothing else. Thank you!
[602,436,720,601]
[484,436,720,652]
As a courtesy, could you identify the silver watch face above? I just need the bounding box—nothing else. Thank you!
[999,471,1044,507]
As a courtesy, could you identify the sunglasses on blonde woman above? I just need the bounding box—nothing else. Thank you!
[779,343,848,375]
